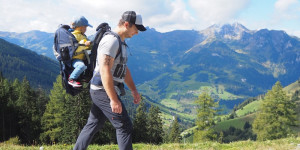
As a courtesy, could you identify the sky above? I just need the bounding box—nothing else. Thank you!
[1,0,300,37]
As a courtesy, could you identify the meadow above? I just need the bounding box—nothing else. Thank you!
[1,137,299,150]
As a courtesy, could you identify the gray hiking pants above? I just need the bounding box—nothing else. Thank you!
[73,89,133,150]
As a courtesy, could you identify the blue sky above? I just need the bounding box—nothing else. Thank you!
[1,0,300,37]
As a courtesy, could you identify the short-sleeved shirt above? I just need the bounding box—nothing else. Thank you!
[90,32,128,91]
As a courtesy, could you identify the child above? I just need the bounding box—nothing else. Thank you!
[68,16,93,87]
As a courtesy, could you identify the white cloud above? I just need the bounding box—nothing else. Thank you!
[267,0,300,37]
[0,0,73,33]
[0,0,161,34]
[0,0,200,34]
[188,0,250,25]
[0,0,300,37]
[275,0,298,12]
[148,0,196,32]
[273,0,300,20]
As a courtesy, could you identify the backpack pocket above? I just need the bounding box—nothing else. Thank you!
[60,47,70,61]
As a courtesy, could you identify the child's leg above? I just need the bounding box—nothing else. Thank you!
[69,59,87,80]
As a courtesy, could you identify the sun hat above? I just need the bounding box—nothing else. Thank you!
[72,16,93,28]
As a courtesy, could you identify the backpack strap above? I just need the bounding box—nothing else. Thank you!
[105,31,123,62]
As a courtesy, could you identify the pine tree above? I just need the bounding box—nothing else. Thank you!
[7,79,21,140]
[194,91,218,142]
[15,77,39,144]
[0,75,20,142]
[0,73,10,141]
[61,87,91,144]
[218,131,224,143]
[13,77,41,144]
[147,105,164,144]
[40,76,67,144]
[132,98,148,143]
[252,81,297,141]
[35,88,49,117]
[168,116,181,143]
[11,79,21,102]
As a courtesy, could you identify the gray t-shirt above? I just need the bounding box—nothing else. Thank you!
[91,33,128,91]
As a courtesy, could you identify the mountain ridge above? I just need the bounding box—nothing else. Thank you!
[0,30,55,59]
[0,38,59,90]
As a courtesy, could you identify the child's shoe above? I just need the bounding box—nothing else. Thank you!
[68,79,82,88]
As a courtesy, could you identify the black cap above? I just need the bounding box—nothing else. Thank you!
[122,11,146,31]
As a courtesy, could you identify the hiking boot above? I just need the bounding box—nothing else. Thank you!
[68,79,82,88]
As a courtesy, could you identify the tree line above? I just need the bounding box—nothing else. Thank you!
[0,74,181,145]
[1,72,298,145]
[192,81,298,143]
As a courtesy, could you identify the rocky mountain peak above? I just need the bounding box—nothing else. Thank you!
[200,22,251,40]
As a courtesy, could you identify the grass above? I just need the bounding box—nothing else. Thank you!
[235,100,261,117]
[1,137,299,150]
[181,113,257,140]
[214,114,256,132]
[160,98,182,110]
[198,86,245,100]
[284,80,300,97]
[143,95,195,124]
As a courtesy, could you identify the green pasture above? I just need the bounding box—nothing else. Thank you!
[214,114,256,132]
[236,100,261,117]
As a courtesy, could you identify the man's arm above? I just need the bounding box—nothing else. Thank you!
[124,66,141,104]
[99,54,123,114]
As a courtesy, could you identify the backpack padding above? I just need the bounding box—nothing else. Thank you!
[54,25,79,62]
[91,23,111,69]
[84,23,111,82]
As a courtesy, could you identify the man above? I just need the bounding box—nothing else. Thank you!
[73,11,146,150]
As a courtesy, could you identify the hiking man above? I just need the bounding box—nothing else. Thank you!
[73,11,146,150]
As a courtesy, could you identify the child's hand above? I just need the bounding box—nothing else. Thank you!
[85,41,91,46]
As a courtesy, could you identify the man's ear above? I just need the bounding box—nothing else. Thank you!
[124,21,130,28]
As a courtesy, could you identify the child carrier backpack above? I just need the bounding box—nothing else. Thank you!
[53,23,112,96]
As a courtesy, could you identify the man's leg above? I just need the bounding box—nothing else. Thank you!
[73,103,106,150]
[110,102,133,150]
[90,89,133,150]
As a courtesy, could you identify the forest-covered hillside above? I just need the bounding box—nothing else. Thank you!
[0,38,59,90]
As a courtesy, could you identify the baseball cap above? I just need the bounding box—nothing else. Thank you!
[72,16,93,28]
[122,11,146,31]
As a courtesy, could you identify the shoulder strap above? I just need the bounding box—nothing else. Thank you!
[106,31,123,62]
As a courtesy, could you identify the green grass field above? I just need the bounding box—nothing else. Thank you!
[1,137,299,150]
[214,114,256,132]
[235,100,261,117]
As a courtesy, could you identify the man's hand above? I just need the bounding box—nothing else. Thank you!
[132,90,141,104]
[110,100,122,114]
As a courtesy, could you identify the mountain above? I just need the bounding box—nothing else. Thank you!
[0,38,59,90]
[1,23,300,114]
[127,23,300,116]
[200,23,251,40]
[0,30,55,59]
[127,28,205,83]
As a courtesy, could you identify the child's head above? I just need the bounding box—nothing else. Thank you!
[71,16,92,33]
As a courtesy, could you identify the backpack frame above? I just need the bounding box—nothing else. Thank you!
[53,23,121,96]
